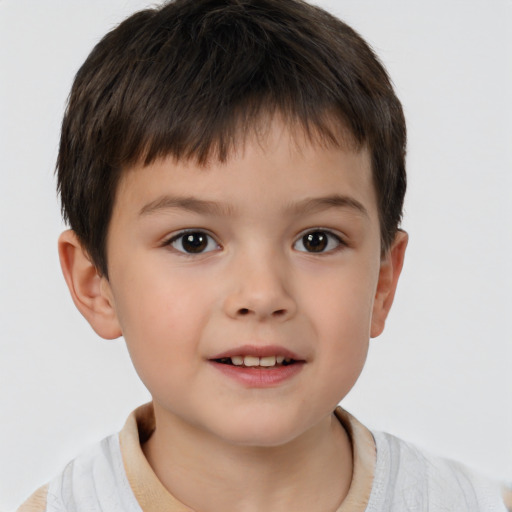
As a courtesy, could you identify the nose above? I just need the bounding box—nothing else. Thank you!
[223,249,297,322]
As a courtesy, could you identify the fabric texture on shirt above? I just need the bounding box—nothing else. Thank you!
[366,430,507,511]
[16,403,509,512]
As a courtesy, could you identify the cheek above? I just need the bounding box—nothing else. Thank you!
[307,270,376,339]
[302,269,375,383]
[315,299,371,400]
[111,270,213,380]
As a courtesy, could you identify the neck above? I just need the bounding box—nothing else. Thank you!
[142,404,353,512]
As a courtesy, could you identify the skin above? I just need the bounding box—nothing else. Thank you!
[59,119,407,512]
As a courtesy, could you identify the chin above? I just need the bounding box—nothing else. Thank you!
[223,429,300,448]
[209,411,309,449]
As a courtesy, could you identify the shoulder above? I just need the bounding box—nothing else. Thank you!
[368,430,509,511]
[16,484,48,512]
[16,433,140,512]
[503,486,512,512]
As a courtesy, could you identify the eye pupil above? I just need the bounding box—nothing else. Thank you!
[182,233,207,253]
[303,232,328,252]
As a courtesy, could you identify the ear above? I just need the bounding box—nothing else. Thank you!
[370,230,408,338]
[58,230,122,340]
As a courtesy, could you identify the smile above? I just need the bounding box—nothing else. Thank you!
[209,346,305,386]
[214,355,296,368]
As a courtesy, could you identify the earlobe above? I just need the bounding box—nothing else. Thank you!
[370,230,408,338]
[58,230,122,340]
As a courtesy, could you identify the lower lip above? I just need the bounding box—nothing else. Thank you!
[209,361,305,387]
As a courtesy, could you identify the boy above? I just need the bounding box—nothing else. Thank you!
[17,0,511,510]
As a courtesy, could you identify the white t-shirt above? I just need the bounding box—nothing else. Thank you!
[18,403,510,512]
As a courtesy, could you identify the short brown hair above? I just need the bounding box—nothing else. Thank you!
[57,0,406,277]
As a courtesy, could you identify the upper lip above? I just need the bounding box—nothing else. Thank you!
[209,344,304,361]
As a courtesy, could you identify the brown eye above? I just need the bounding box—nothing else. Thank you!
[294,230,342,253]
[304,232,327,252]
[170,231,219,254]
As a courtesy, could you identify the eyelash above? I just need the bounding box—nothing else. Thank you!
[293,229,346,254]
[163,228,346,256]
[163,230,220,255]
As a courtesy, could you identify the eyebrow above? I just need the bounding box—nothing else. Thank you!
[140,196,235,217]
[287,194,369,218]
[139,193,368,218]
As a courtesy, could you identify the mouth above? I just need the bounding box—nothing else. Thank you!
[213,355,298,368]
[208,346,305,386]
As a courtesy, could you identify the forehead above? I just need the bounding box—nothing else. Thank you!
[114,119,377,223]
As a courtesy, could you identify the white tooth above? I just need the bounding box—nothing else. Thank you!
[231,356,244,366]
[276,356,284,364]
[260,356,276,367]
[244,356,260,367]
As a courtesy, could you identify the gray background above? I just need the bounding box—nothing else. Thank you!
[1,0,511,509]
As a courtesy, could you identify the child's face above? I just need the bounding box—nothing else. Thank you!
[98,120,402,447]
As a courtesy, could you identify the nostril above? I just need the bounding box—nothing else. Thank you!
[233,307,290,318]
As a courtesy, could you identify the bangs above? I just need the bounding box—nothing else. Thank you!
[130,102,361,169]
[58,0,405,276]
[67,0,373,171]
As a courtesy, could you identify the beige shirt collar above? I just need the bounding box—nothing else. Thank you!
[119,403,376,512]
